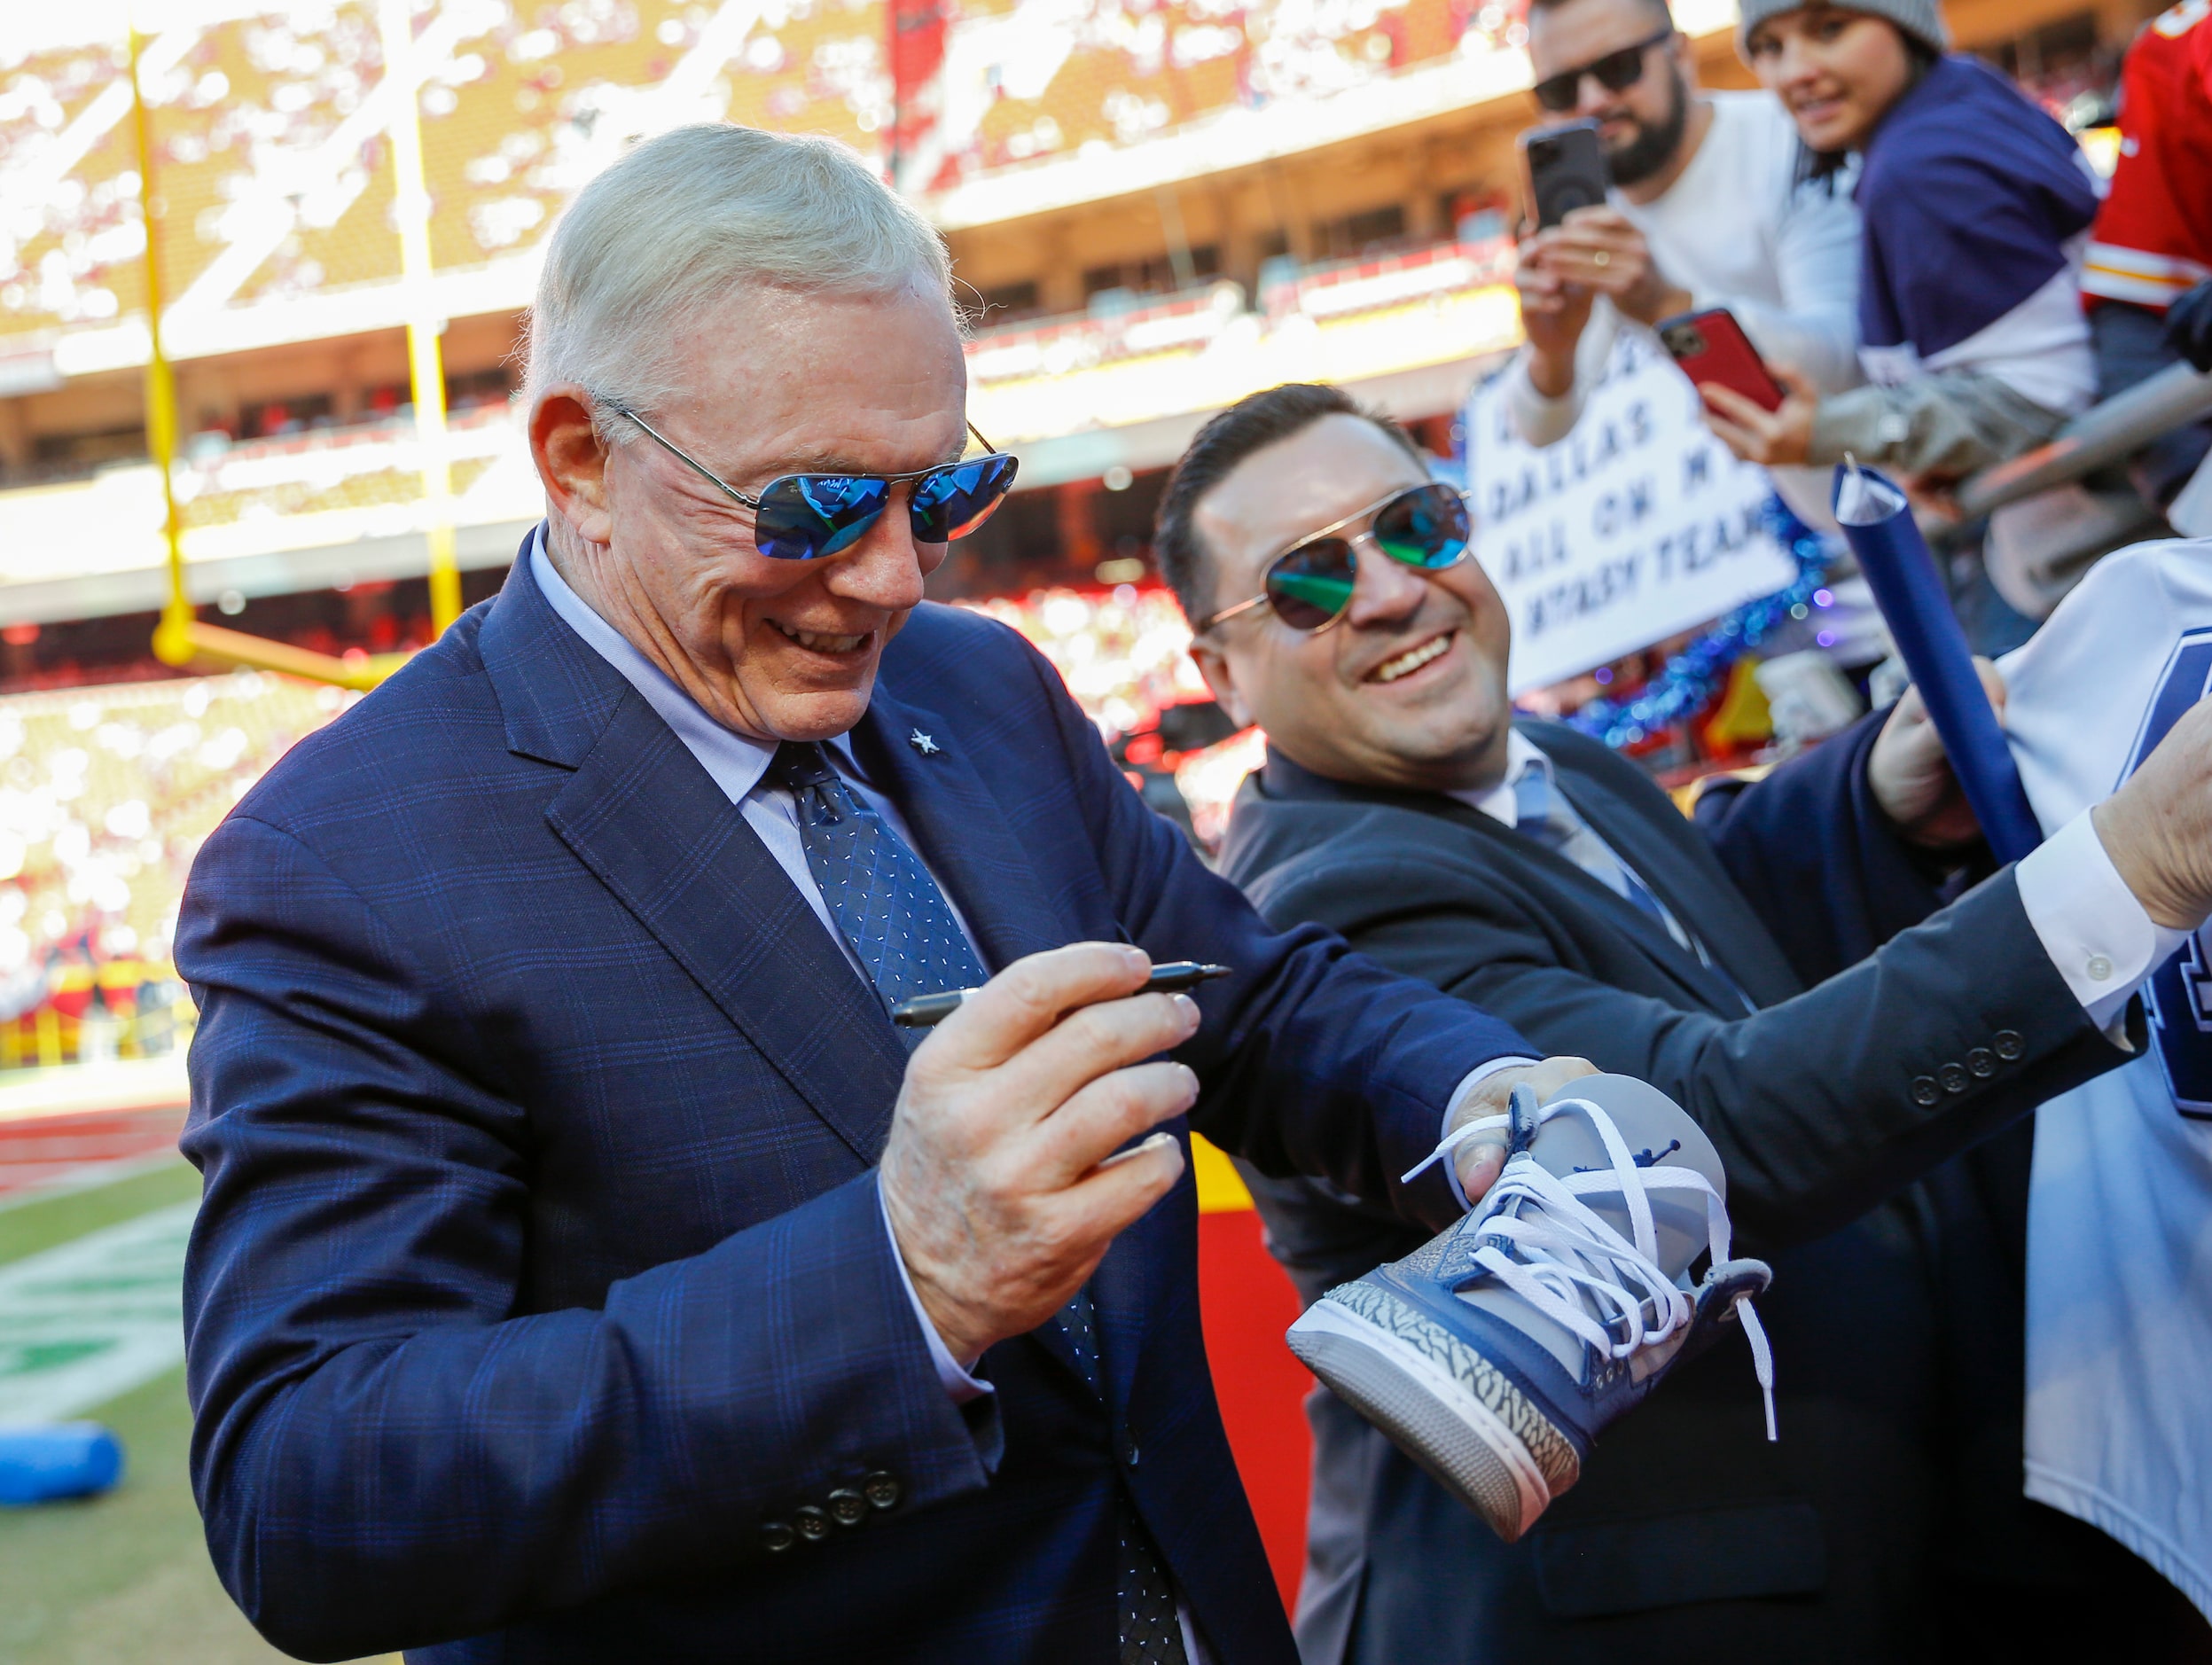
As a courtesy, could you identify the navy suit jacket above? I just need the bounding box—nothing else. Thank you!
[174,538,1528,1664]
[1218,719,2137,1662]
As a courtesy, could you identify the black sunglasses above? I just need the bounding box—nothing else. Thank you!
[1194,482,1473,635]
[608,403,1020,561]
[1532,27,1676,112]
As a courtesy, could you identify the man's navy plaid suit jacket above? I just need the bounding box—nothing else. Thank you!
[174,538,1528,1663]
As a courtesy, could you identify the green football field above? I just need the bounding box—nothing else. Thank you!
[0,1161,395,1665]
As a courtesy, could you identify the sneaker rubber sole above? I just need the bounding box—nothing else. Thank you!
[1287,1283,1581,1543]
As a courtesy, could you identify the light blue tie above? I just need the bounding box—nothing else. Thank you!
[1513,768,1674,925]
[1513,768,1756,1015]
[768,741,1187,1662]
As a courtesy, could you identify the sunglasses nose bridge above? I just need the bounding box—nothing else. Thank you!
[1341,535,1434,623]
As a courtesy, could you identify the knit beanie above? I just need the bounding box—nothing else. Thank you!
[1735,0,1950,57]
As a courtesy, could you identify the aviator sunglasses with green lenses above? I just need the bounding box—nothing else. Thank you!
[1193,481,1474,635]
[608,403,1020,562]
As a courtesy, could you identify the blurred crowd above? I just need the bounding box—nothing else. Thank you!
[1509,0,2212,648]
[0,668,349,1065]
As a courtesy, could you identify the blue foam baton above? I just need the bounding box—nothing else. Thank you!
[1831,460,2044,864]
[0,1423,123,1505]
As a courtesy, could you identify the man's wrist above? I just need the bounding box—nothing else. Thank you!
[2018,809,2192,1033]
[1623,281,1693,327]
[1527,348,1576,400]
[877,1174,993,1403]
[2091,795,2210,932]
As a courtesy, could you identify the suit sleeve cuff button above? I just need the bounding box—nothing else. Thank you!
[1911,1075,1942,1107]
[762,1520,796,1554]
[864,1471,902,1510]
[828,1488,868,1527]
[793,1505,832,1542]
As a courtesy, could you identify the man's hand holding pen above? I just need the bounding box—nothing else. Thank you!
[879,942,1200,1367]
[877,943,1583,1366]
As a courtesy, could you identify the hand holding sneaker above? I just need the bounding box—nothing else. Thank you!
[1290,1075,1774,1543]
[879,942,1200,1367]
[1442,1054,1600,1204]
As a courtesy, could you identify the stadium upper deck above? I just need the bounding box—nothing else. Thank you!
[0,0,2143,641]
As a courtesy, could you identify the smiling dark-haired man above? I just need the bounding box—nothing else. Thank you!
[1163,380,2212,1663]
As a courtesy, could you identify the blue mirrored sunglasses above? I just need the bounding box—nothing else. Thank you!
[607,403,1020,561]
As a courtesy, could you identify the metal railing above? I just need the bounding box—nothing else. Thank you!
[1954,360,2212,518]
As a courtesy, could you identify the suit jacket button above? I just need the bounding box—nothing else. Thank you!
[762,1520,796,1554]
[1967,1047,1996,1078]
[793,1505,832,1542]
[1995,1030,2025,1060]
[1122,1435,1141,1468]
[1911,1075,1942,1106]
[827,1488,868,1527]
[1939,1061,1969,1094]
[863,1471,902,1511]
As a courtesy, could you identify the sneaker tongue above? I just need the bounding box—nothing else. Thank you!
[1525,1074,1724,1283]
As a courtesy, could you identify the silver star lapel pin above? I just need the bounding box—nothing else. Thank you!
[908,730,941,755]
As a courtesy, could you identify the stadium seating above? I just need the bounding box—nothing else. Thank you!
[0,0,1527,347]
[0,0,900,338]
[0,582,1272,1067]
[0,668,349,1067]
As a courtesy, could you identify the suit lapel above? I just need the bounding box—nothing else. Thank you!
[1481,796,1732,1009]
[1087,1134,1187,1408]
[544,696,911,1161]
[1551,761,1801,1009]
[482,542,910,1163]
[1259,747,1754,1016]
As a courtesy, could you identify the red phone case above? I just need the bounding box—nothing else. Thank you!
[1658,309,1785,412]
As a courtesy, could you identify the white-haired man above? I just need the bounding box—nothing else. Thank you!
[173,125,1596,1662]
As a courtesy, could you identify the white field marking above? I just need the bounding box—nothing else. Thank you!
[0,1149,187,1216]
[0,1200,195,1423]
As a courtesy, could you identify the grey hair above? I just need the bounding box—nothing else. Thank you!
[523,123,954,421]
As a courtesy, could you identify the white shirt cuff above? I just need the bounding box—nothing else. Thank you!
[2014,808,2192,1036]
[876,1173,993,1404]
[1439,1058,1538,1211]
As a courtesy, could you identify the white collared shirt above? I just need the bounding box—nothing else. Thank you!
[1448,728,1550,830]
[530,535,993,1406]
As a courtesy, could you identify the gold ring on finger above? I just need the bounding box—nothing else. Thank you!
[1592,250,1610,268]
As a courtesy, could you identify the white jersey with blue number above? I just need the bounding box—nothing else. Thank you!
[2000,537,2212,1622]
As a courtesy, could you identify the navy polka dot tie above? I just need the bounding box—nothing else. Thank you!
[769,740,989,1050]
[770,741,1188,1661]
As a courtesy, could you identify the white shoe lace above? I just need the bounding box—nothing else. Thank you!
[1404,1096,1776,1440]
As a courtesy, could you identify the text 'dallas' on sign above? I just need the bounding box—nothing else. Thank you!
[1464,329,1795,695]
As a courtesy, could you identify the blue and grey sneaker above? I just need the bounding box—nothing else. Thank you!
[1286,1074,1773,1543]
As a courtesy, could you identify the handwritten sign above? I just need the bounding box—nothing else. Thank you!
[1464,329,1794,694]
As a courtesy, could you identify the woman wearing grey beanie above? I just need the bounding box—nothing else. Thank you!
[1696,0,2099,533]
